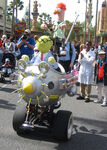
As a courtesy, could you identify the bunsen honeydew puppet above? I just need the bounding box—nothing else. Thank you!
[41,2,67,40]
[29,36,60,71]
[53,2,67,39]
[53,3,67,58]
[41,3,67,60]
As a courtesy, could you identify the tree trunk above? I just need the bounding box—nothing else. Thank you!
[16,2,18,23]
[11,0,15,35]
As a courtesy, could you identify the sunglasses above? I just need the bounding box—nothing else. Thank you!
[86,42,89,45]
[24,32,30,35]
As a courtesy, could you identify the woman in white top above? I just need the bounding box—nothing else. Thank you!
[6,37,16,55]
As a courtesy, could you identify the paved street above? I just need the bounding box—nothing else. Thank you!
[0,80,107,150]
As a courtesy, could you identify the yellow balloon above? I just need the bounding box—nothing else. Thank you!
[48,57,55,64]
[21,55,29,62]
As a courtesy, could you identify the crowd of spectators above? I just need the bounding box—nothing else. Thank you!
[0,28,107,106]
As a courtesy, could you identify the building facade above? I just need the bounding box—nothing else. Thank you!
[97,0,107,43]
[0,0,11,37]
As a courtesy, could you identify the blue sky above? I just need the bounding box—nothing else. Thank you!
[8,0,104,26]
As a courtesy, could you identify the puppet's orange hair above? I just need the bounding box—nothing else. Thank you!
[56,3,66,10]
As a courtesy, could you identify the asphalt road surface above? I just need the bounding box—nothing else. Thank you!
[0,79,107,150]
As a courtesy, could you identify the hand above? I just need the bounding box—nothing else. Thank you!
[81,53,84,59]
[70,62,73,70]
[23,40,27,45]
[59,24,67,29]
[41,24,48,30]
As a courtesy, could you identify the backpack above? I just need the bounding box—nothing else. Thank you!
[98,63,104,80]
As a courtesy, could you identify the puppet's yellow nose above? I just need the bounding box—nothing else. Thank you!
[23,83,33,94]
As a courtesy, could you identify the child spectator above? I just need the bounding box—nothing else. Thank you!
[94,50,107,106]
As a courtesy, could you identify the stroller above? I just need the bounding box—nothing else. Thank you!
[0,53,16,82]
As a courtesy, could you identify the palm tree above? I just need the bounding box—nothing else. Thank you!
[8,0,24,34]
[8,0,24,22]
[15,0,24,22]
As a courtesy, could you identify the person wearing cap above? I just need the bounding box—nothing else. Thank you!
[17,29,35,60]
[2,57,12,75]
[94,50,107,106]
[1,35,7,43]
[1,34,7,51]
[77,41,95,102]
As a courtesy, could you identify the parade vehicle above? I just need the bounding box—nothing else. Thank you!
[11,35,78,141]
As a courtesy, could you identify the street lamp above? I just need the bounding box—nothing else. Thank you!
[84,0,88,43]
[88,0,93,41]
[3,0,7,35]
[11,0,15,35]
[28,0,31,30]
[94,0,99,46]
[78,0,88,43]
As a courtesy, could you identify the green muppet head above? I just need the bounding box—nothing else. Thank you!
[36,36,53,54]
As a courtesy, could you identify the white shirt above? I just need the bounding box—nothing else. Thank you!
[29,51,59,69]
[78,49,95,84]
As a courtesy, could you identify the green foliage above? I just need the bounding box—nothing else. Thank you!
[38,13,52,24]
[7,0,24,20]
[37,13,87,41]
[65,20,84,42]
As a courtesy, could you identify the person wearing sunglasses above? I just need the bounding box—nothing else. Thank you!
[17,29,35,60]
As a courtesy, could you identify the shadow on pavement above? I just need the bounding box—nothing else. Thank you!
[55,132,107,150]
[0,99,16,110]
[0,87,16,93]
[15,116,107,150]
[74,116,107,130]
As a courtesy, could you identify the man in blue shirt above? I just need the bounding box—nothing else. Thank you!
[17,29,35,60]
[58,42,76,72]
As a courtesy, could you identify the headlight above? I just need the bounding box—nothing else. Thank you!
[38,61,50,74]
[17,59,27,72]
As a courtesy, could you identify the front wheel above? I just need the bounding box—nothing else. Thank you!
[52,110,73,141]
[13,104,27,132]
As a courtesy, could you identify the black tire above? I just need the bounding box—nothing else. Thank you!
[13,105,27,132]
[0,75,5,82]
[52,110,73,141]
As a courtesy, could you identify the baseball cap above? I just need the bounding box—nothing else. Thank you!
[2,35,7,38]
[98,50,106,55]
[5,58,10,62]
[24,29,31,34]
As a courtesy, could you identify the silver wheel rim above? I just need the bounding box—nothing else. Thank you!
[67,114,73,139]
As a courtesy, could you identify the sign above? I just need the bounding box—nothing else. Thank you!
[14,22,26,37]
